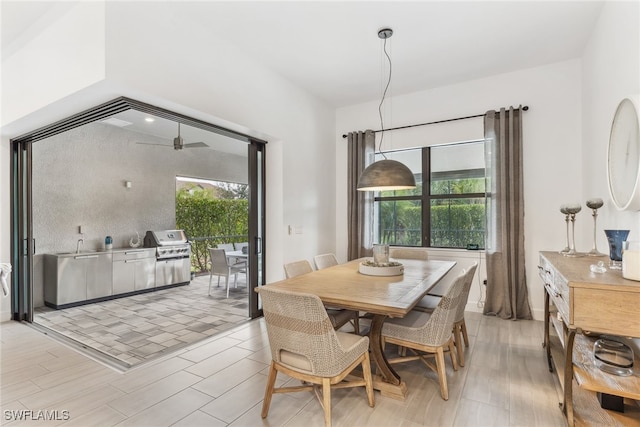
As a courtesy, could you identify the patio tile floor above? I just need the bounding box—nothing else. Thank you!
[34,274,251,370]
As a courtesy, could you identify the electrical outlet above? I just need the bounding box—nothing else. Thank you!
[78,225,83,234]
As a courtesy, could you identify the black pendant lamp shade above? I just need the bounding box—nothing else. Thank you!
[357,159,416,191]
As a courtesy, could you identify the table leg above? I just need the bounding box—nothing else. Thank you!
[369,314,407,400]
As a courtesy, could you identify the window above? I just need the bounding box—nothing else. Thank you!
[373,140,486,249]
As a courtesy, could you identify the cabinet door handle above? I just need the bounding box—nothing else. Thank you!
[125,259,142,263]
[75,255,99,259]
[125,250,146,255]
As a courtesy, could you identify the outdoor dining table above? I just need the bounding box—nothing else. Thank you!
[225,250,248,259]
[263,257,456,400]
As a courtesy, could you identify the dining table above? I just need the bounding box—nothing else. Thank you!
[263,257,456,400]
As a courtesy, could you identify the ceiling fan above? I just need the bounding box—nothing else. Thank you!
[137,123,208,150]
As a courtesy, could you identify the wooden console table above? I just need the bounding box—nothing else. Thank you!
[538,251,640,426]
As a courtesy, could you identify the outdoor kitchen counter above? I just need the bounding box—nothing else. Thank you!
[43,248,166,309]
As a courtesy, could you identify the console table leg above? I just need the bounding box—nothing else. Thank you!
[543,290,553,372]
[563,329,577,427]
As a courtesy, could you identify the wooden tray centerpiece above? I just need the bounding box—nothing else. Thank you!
[358,259,404,276]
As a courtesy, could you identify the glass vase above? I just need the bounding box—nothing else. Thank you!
[604,230,630,270]
[372,244,390,265]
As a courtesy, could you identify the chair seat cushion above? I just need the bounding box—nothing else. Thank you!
[385,310,431,329]
[280,349,313,372]
[382,310,432,343]
[326,308,357,329]
[415,294,441,312]
[335,330,366,351]
[279,331,368,375]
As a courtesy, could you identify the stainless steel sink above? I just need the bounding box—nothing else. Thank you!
[56,250,98,256]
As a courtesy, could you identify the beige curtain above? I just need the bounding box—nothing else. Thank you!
[483,107,532,320]
[347,130,375,260]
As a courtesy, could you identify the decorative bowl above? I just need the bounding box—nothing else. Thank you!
[358,260,404,276]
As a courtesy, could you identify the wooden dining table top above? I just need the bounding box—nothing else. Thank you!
[266,258,456,318]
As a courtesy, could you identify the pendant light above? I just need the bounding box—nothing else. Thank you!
[357,28,416,192]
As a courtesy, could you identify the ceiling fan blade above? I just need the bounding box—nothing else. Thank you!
[183,142,208,148]
[136,141,172,147]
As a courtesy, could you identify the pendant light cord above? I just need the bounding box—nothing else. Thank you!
[377,36,392,160]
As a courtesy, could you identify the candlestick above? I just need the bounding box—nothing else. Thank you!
[564,203,583,257]
[559,205,570,254]
[586,198,605,256]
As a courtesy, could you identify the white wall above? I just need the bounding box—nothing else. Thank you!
[581,1,640,351]
[0,3,336,321]
[581,1,640,234]
[336,59,584,320]
[1,2,106,126]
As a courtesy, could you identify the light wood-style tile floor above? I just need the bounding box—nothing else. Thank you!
[1,312,568,426]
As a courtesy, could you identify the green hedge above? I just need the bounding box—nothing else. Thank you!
[378,203,485,248]
[176,195,248,273]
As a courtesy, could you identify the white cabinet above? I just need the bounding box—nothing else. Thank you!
[112,249,156,294]
[155,258,191,288]
[44,252,113,307]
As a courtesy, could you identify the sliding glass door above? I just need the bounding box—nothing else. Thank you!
[11,97,267,322]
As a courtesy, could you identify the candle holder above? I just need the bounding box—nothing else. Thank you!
[559,205,570,254]
[564,203,583,257]
[604,229,630,269]
[586,198,606,256]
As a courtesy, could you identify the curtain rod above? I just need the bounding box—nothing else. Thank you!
[341,105,529,138]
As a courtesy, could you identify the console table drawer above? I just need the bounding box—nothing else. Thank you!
[572,287,640,336]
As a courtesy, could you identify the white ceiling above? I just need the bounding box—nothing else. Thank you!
[2,1,604,108]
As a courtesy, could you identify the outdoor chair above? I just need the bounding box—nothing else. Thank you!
[208,248,245,298]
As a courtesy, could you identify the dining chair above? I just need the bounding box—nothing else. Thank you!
[426,257,476,297]
[314,253,339,270]
[284,259,360,334]
[381,266,474,400]
[218,243,246,269]
[208,248,245,298]
[257,286,374,427]
[283,259,314,278]
[414,262,478,367]
[389,247,429,260]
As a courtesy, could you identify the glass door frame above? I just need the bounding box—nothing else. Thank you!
[10,139,33,321]
[10,97,267,322]
[248,141,265,318]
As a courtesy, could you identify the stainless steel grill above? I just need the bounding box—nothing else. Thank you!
[143,230,191,260]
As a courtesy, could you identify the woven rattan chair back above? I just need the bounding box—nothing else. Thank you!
[257,286,375,426]
[454,263,478,323]
[382,266,473,400]
[389,248,429,260]
[285,258,359,333]
[421,267,470,346]
[314,253,339,270]
[259,287,354,376]
[283,259,313,278]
